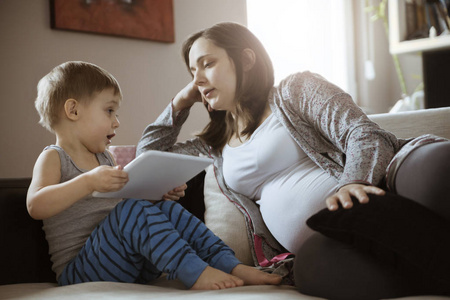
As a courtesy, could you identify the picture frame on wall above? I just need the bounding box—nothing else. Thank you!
[49,0,174,43]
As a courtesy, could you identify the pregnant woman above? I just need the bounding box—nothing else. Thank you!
[137,22,450,299]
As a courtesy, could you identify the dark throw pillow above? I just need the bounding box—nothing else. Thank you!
[306,192,450,294]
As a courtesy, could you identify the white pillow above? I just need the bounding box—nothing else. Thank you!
[203,165,254,265]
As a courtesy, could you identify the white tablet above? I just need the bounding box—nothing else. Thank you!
[93,150,213,200]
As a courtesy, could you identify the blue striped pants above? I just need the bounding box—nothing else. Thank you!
[58,199,241,288]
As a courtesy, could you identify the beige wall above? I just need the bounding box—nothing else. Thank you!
[0,0,247,178]
[352,0,422,114]
[0,0,423,178]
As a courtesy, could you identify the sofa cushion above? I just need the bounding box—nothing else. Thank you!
[203,165,253,265]
[107,145,136,168]
[306,192,450,293]
[0,280,306,300]
[0,178,56,285]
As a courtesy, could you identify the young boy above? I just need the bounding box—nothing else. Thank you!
[27,61,281,289]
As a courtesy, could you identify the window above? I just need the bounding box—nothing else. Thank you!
[247,0,356,98]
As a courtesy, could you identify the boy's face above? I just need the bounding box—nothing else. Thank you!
[78,88,121,154]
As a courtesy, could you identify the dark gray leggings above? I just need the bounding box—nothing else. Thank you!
[294,141,450,300]
[395,141,450,220]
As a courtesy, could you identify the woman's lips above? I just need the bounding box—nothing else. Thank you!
[202,89,215,112]
[203,88,214,98]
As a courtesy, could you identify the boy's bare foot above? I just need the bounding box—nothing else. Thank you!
[231,264,282,286]
[191,266,244,290]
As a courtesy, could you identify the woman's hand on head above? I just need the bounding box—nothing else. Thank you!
[162,183,187,201]
[326,183,385,211]
[172,81,203,111]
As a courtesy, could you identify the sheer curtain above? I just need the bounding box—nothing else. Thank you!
[247,0,356,98]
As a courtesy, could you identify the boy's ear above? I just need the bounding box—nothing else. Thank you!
[64,99,79,120]
[242,48,256,72]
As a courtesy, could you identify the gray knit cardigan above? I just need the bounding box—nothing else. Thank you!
[137,71,411,267]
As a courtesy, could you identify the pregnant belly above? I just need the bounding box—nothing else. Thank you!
[256,164,338,253]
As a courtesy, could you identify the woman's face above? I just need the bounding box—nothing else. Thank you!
[189,37,237,113]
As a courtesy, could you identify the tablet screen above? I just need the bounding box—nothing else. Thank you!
[93,150,213,200]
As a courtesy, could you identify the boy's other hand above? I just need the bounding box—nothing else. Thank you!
[163,183,187,201]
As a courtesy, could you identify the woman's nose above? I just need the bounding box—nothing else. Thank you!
[193,71,206,86]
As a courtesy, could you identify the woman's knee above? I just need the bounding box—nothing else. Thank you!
[394,141,450,219]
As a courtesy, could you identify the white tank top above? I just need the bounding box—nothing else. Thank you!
[223,113,337,199]
[223,113,307,199]
[222,114,339,252]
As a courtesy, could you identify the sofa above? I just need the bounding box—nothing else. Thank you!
[1,107,450,300]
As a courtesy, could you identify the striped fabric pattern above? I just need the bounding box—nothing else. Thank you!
[59,199,240,288]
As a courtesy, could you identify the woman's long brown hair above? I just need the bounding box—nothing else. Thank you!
[182,22,274,151]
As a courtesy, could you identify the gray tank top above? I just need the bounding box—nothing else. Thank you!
[42,145,122,279]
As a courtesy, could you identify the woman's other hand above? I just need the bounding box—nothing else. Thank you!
[326,183,385,211]
[162,183,188,201]
[172,81,202,111]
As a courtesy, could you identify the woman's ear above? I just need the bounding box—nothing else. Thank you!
[64,99,79,121]
[242,48,256,72]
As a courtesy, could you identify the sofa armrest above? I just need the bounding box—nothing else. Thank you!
[0,178,56,285]
[369,107,450,139]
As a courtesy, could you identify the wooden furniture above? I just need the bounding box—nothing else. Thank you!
[389,0,450,108]
[389,0,450,54]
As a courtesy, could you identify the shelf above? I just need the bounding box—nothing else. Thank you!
[389,0,450,54]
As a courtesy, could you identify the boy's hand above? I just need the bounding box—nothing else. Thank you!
[88,165,129,193]
[163,183,187,201]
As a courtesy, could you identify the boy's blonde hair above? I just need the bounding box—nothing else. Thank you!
[35,61,122,132]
